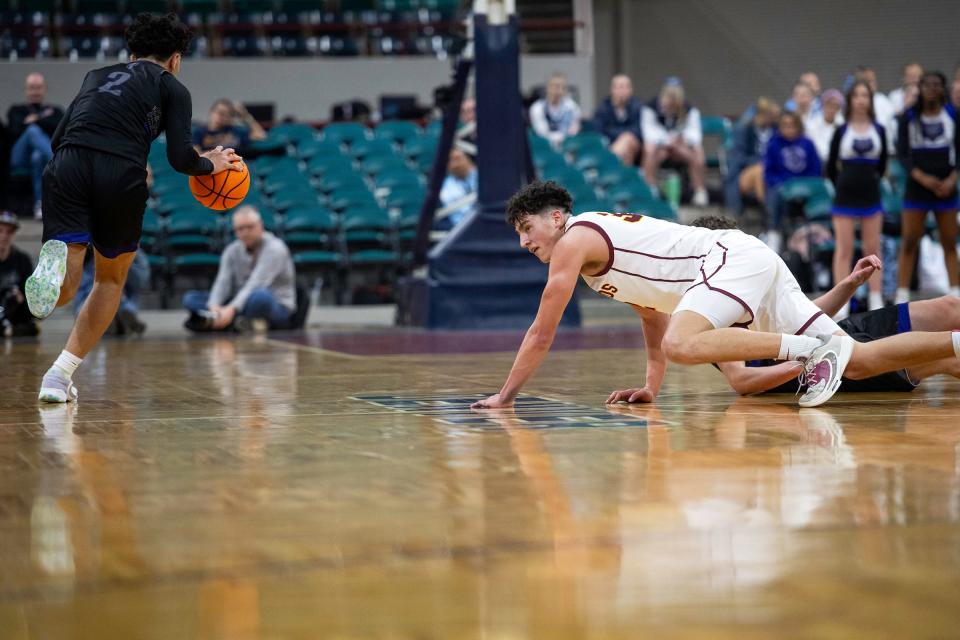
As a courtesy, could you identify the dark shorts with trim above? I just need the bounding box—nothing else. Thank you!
[759,303,918,393]
[41,145,149,258]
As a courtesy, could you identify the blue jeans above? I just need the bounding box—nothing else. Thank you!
[765,188,784,232]
[183,288,292,329]
[73,249,150,316]
[10,124,53,205]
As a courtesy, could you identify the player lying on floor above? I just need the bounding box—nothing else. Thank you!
[688,215,960,394]
[470,181,960,409]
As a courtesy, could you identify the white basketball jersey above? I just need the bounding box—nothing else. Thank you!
[566,212,743,313]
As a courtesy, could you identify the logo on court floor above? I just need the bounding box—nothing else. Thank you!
[352,394,669,431]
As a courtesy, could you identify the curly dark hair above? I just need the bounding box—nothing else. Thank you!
[505,180,573,228]
[689,215,738,230]
[125,13,192,60]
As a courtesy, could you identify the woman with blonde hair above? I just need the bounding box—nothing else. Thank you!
[642,78,708,206]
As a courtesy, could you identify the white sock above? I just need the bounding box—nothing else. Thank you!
[869,292,884,310]
[777,334,823,361]
[833,304,850,321]
[52,350,82,379]
[953,331,960,359]
[950,287,960,298]
[895,288,910,304]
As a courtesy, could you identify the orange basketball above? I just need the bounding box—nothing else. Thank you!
[189,161,250,211]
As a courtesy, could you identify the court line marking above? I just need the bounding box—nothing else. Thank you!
[265,338,370,359]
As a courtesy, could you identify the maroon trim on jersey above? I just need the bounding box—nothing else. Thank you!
[795,311,824,335]
[697,243,756,325]
[614,247,709,260]
[611,268,697,283]
[569,221,614,276]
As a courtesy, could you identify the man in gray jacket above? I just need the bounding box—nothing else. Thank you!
[183,205,295,331]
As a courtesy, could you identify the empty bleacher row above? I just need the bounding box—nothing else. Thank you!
[1,0,461,59]
[142,120,690,305]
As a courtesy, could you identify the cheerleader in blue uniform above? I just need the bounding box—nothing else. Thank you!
[896,71,959,303]
[827,80,887,318]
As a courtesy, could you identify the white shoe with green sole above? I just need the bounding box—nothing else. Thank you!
[25,240,67,319]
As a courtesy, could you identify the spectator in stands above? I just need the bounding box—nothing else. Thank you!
[889,62,923,116]
[785,72,823,118]
[436,146,478,230]
[763,111,822,252]
[895,71,960,304]
[786,81,817,129]
[7,73,63,219]
[457,97,477,150]
[827,81,888,318]
[854,66,895,144]
[72,249,149,336]
[593,74,643,166]
[0,211,38,337]
[951,78,960,110]
[806,88,845,162]
[183,206,296,332]
[193,99,266,152]
[725,97,780,215]
[641,78,708,206]
[529,73,582,150]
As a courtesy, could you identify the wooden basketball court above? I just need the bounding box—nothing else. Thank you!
[2,328,960,638]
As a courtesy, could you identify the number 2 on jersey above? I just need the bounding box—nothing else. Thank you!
[98,71,132,97]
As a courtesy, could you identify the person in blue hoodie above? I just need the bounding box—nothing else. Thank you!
[763,110,822,252]
[593,74,644,166]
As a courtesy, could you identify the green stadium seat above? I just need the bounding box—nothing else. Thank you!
[562,132,607,156]
[350,138,398,160]
[402,135,437,160]
[360,155,408,177]
[268,122,317,145]
[779,177,835,203]
[321,122,371,146]
[328,188,378,212]
[375,120,422,145]
[317,171,368,194]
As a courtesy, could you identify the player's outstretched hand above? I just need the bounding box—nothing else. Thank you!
[201,145,243,174]
[846,255,882,286]
[471,393,514,409]
[606,387,656,404]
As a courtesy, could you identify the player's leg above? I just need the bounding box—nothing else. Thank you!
[38,250,136,403]
[844,331,960,380]
[895,209,926,303]
[904,295,960,331]
[662,310,785,363]
[905,357,960,382]
[26,147,92,319]
[66,249,136,357]
[933,207,959,290]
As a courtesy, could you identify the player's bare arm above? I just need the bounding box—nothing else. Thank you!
[812,255,881,318]
[606,305,671,404]
[472,225,608,409]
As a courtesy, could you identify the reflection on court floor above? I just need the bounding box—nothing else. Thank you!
[353,393,673,430]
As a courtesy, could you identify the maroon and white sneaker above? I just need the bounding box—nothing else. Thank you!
[798,334,855,408]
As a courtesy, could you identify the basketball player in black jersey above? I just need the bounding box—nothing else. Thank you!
[26,13,240,402]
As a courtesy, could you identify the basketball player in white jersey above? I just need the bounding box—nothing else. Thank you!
[471,181,960,409]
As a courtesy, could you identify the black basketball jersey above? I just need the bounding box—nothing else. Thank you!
[50,60,212,176]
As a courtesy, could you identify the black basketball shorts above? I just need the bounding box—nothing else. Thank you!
[41,145,149,258]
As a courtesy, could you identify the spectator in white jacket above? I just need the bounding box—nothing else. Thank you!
[641,78,708,206]
[529,73,581,150]
[806,88,846,162]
